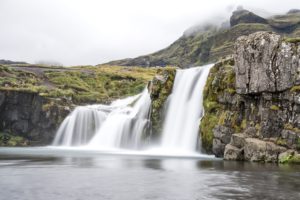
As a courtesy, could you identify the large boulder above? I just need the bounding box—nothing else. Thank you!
[244,138,286,162]
[212,125,233,157]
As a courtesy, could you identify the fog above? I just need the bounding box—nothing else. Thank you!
[0,0,299,66]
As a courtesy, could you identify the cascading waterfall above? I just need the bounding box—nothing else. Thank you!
[52,64,213,155]
[160,64,213,152]
[52,88,151,149]
[88,88,151,149]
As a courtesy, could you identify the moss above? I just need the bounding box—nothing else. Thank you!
[0,133,28,146]
[276,138,287,146]
[150,68,176,136]
[284,37,300,43]
[270,105,280,111]
[284,123,300,134]
[279,153,300,164]
[200,58,240,152]
[290,85,300,92]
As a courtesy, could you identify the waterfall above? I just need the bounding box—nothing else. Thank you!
[52,64,213,155]
[160,64,213,152]
[52,88,151,149]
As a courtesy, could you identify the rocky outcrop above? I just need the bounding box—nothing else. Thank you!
[230,9,268,27]
[203,32,300,163]
[148,68,176,140]
[0,90,72,145]
[235,32,300,93]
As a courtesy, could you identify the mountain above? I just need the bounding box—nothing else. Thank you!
[104,8,300,68]
[0,59,27,65]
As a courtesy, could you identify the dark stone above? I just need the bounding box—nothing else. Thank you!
[0,90,71,145]
[212,138,226,157]
[230,9,267,27]
[224,144,244,160]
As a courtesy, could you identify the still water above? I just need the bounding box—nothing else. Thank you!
[0,147,299,200]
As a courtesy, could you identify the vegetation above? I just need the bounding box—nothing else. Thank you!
[279,152,300,164]
[200,58,240,152]
[106,13,300,68]
[270,105,280,111]
[0,64,161,104]
[0,132,28,146]
[290,85,300,92]
[150,68,177,136]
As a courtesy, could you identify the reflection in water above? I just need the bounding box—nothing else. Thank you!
[0,147,299,200]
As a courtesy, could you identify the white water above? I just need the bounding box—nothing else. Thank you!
[52,64,213,155]
[53,89,151,149]
[160,64,213,152]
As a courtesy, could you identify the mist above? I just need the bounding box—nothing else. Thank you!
[0,0,299,66]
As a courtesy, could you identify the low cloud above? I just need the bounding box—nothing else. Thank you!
[0,0,298,66]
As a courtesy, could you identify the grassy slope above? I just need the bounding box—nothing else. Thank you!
[0,64,162,104]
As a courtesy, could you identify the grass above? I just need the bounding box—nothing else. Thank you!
[0,64,163,104]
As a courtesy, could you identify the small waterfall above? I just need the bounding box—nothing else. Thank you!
[160,64,213,152]
[52,106,106,146]
[52,88,151,149]
[88,89,151,149]
[52,64,213,155]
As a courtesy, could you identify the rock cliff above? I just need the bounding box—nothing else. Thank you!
[203,32,300,163]
[0,90,71,145]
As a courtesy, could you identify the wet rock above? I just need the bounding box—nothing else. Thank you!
[212,138,226,157]
[230,133,246,148]
[244,138,286,162]
[281,130,298,148]
[213,125,232,144]
[224,144,244,160]
[0,90,71,145]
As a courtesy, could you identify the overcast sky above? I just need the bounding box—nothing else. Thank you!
[0,0,299,66]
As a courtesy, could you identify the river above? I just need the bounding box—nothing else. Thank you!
[0,147,299,200]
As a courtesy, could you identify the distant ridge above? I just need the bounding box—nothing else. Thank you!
[104,8,300,68]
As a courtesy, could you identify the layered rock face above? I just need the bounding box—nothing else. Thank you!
[0,90,71,145]
[204,32,300,163]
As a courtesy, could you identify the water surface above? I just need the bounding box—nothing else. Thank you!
[0,147,299,200]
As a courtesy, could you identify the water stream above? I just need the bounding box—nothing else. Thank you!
[52,64,213,155]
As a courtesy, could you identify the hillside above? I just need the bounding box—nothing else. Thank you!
[105,9,300,68]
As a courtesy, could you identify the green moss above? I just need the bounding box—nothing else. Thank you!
[284,123,300,134]
[0,133,28,146]
[290,85,300,92]
[284,37,300,43]
[270,105,280,111]
[279,153,300,164]
[276,138,287,146]
[150,68,176,136]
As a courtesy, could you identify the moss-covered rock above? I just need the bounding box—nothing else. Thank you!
[149,67,176,139]
[200,58,240,153]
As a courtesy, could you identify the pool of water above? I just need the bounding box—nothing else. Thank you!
[0,147,299,200]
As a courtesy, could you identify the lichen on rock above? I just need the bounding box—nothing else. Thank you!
[201,32,300,163]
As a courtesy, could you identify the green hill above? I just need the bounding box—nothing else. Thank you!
[105,9,300,68]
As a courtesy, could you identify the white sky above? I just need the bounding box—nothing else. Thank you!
[0,0,299,66]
